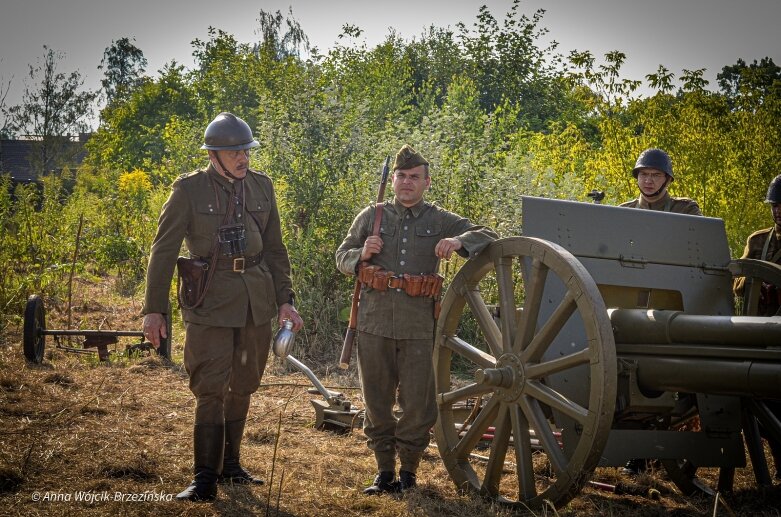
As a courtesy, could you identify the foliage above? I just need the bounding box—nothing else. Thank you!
[2,5,779,362]
[98,37,148,106]
[2,46,97,177]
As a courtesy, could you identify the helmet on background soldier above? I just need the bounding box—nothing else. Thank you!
[632,148,674,180]
[201,112,259,151]
[766,174,781,203]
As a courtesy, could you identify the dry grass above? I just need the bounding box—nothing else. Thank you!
[1,279,780,516]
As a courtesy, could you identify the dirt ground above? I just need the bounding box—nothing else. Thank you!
[1,282,781,516]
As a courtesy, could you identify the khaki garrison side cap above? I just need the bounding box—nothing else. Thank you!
[393,144,429,171]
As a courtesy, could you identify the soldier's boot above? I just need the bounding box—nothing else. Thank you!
[363,471,398,495]
[398,470,417,491]
[219,418,264,485]
[398,447,422,492]
[176,424,224,502]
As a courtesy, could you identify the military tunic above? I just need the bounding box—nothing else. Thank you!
[143,165,294,424]
[733,224,781,307]
[143,165,293,325]
[619,191,702,215]
[336,199,498,339]
[336,198,497,471]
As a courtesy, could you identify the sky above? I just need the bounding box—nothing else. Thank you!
[1,0,779,129]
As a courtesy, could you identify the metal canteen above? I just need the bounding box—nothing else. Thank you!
[272,319,296,358]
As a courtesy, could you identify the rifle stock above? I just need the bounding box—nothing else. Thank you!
[338,155,391,369]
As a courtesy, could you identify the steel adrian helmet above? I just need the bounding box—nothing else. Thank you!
[632,148,673,179]
[201,112,259,151]
[766,174,781,203]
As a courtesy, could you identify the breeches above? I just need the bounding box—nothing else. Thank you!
[184,315,272,424]
[356,332,437,453]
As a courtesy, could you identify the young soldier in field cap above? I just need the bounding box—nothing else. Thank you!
[620,148,702,215]
[336,144,498,494]
[142,112,303,502]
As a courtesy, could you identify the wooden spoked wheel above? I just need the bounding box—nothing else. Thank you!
[433,237,617,509]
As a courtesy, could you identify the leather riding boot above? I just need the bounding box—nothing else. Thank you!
[398,470,417,491]
[220,418,264,485]
[363,471,398,495]
[176,424,224,502]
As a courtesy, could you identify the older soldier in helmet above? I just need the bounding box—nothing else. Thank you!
[143,112,303,502]
[336,145,497,495]
[620,148,702,215]
[733,174,781,479]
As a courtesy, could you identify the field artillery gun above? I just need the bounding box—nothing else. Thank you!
[433,196,781,509]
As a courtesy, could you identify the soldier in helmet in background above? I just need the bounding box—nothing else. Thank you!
[620,148,703,215]
[142,112,303,502]
[733,173,781,479]
[619,147,703,476]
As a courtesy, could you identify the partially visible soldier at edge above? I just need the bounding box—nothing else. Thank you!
[142,112,303,502]
[619,147,704,477]
[335,145,498,495]
[733,173,781,480]
[620,148,703,215]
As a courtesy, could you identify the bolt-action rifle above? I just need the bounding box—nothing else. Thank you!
[339,155,391,369]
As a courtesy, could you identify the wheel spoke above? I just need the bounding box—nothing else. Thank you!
[520,396,568,475]
[509,403,537,500]
[482,404,511,495]
[525,348,591,380]
[443,335,496,369]
[521,290,576,363]
[525,380,589,424]
[494,256,517,353]
[453,396,501,460]
[438,381,495,407]
[514,257,548,353]
[463,288,503,358]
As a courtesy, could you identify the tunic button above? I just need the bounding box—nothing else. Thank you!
[400,260,405,266]
[406,214,410,219]
[426,229,430,234]
[402,238,407,243]
[396,288,401,292]
[209,208,213,212]
[401,249,406,254]
[404,226,408,230]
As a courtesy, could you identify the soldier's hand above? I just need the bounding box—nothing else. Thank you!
[143,313,167,350]
[360,236,383,261]
[435,237,462,260]
[278,303,304,332]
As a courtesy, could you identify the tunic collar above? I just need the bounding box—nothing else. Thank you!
[207,164,237,187]
[637,191,672,211]
[392,198,427,218]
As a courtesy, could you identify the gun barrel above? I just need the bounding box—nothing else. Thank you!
[630,357,781,398]
[609,309,781,348]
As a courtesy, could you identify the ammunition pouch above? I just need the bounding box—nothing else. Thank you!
[359,264,443,299]
[177,257,210,309]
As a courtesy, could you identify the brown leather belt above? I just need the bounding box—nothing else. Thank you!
[358,264,443,298]
[200,253,263,273]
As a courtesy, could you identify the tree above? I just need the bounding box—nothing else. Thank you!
[98,37,148,106]
[4,46,97,177]
[717,57,781,101]
[254,7,310,60]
